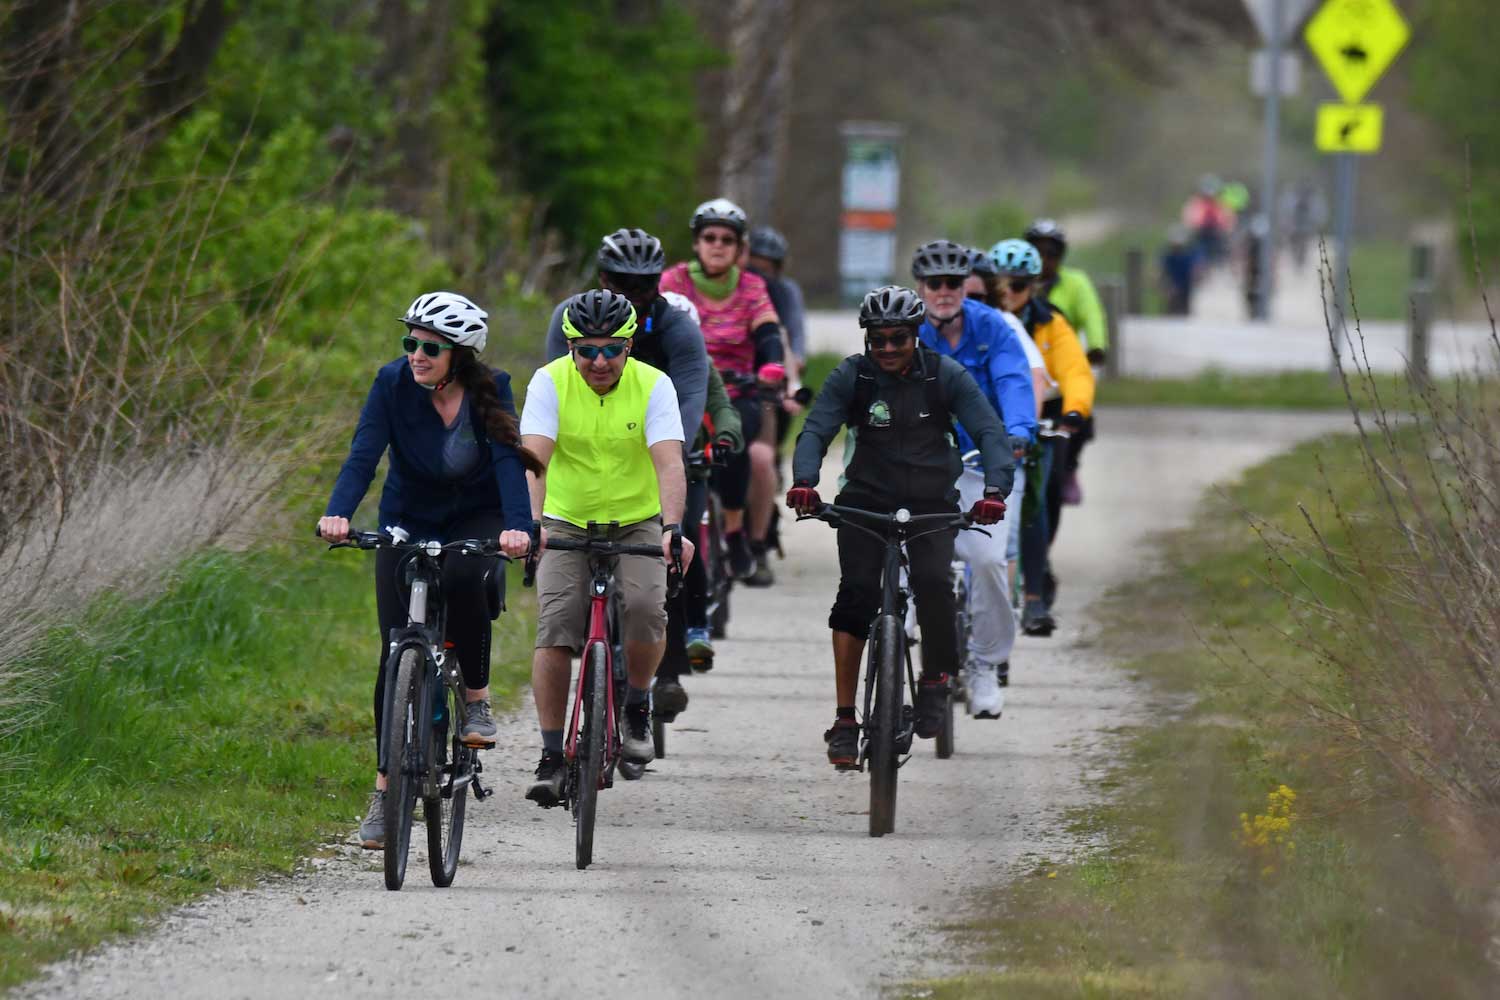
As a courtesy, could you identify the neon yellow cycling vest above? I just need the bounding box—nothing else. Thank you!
[542,355,665,528]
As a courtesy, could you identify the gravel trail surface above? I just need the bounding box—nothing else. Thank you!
[19,407,1351,1000]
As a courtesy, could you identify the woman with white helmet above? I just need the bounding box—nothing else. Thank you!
[317,291,541,850]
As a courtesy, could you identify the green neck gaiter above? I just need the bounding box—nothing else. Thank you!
[689,260,739,301]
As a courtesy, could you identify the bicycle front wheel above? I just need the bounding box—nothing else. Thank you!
[382,647,421,890]
[574,643,608,870]
[868,614,903,837]
[426,679,468,887]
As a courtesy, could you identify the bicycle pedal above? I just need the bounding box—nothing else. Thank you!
[461,736,497,749]
[471,773,492,801]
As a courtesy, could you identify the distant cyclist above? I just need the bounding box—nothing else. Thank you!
[910,241,1035,718]
[660,198,786,587]
[968,248,1051,629]
[543,228,710,720]
[1026,218,1105,507]
[745,225,807,374]
[519,290,693,804]
[990,239,1094,636]
[319,291,539,849]
[787,286,1012,767]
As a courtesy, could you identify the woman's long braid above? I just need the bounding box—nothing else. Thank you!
[453,348,544,475]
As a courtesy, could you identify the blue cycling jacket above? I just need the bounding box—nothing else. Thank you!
[918,298,1037,455]
[324,358,532,537]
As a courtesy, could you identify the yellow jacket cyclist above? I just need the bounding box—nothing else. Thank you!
[518,289,693,805]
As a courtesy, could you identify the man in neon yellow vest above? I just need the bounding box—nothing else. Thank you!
[519,289,693,805]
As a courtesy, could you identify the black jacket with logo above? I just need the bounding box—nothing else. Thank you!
[792,347,1014,509]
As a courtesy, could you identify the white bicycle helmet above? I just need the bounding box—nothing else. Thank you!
[400,291,488,352]
[690,198,748,236]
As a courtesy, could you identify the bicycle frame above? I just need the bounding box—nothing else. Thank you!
[565,552,622,784]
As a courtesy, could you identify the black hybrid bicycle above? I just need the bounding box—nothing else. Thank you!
[801,504,976,837]
[321,527,502,890]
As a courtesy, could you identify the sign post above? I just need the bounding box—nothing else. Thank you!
[1303,0,1409,366]
[838,122,903,305]
[1242,0,1315,321]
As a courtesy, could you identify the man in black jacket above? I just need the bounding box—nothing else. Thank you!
[786,286,1012,768]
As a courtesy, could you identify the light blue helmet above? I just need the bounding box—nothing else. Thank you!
[988,239,1042,278]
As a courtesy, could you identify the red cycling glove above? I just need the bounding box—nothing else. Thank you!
[968,497,1007,525]
[786,484,821,513]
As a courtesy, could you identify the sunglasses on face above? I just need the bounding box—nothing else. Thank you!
[697,232,739,247]
[867,332,911,350]
[922,276,965,291]
[402,335,454,358]
[603,273,659,297]
[572,341,628,361]
[1005,278,1033,293]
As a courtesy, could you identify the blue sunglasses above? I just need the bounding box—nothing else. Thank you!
[572,342,628,361]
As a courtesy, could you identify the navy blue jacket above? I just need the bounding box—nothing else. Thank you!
[325,358,532,536]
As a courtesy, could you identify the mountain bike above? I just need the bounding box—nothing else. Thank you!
[524,522,682,869]
[800,504,977,837]
[319,527,501,890]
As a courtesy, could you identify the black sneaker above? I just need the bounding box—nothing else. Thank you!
[1022,598,1055,637]
[525,750,567,807]
[914,674,951,739]
[997,659,1010,687]
[654,678,688,720]
[824,718,860,769]
[726,532,755,580]
[744,545,775,587]
[622,702,654,763]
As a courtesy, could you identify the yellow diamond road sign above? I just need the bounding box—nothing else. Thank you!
[1316,102,1384,153]
[1305,0,1410,104]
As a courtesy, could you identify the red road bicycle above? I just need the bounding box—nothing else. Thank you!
[525,522,682,869]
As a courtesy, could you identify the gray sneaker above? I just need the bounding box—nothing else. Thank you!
[359,790,385,850]
[462,699,497,747]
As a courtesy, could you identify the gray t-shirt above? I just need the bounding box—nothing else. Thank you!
[442,395,482,480]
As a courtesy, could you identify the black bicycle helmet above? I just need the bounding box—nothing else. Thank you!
[690,198,748,236]
[969,247,998,278]
[1024,217,1067,250]
[859,285,926,329]
[561,288,638,340]
[748,226,789,261]
[596,228,665,275]
[910,239,973,279]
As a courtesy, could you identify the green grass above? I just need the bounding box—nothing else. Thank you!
[1094,368,1406,410]
[913,431,1494,998]
[0,547,534,989]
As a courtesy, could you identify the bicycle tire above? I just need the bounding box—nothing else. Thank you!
[652,710,667,759]
[425,679,467,887]
[382,647,420,890]
[574,642,607,870]
[939,581,964,760]
[868,614,902,837]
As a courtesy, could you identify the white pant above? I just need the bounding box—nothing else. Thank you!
[954,465,1022,666]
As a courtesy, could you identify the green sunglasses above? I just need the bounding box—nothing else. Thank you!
[402,335,455,358]
[572,341,628,361]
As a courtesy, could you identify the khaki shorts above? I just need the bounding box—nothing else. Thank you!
[534,516,668,651]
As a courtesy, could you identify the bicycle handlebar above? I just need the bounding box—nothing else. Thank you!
[316,526,511,559]
[520,525,686,598]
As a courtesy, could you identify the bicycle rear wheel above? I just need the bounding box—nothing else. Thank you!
[938,583,964,760]
[426,679,468,887]
[382,647,421,890]
[574,643,608,870]
[706,493,731,639]
[868,614,902,837]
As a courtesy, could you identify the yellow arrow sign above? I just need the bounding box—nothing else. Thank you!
[1305,0,1410,104]
[1316,102,1384,153]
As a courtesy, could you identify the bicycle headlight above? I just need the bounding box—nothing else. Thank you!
[895,508,911,524]
[425,540,442,557]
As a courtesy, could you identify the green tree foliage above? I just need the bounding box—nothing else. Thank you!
[1408,0,1500,266]
[484,0,716,255]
